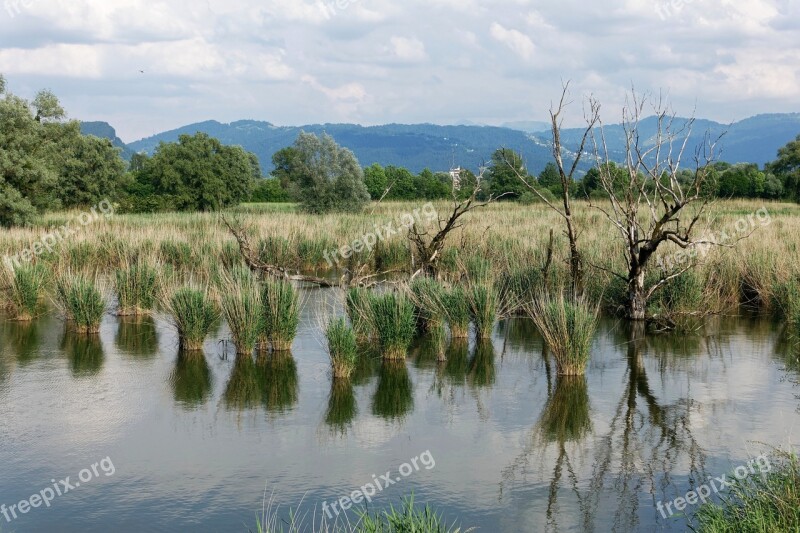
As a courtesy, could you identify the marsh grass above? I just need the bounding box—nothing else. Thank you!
[467,283,498,339]
[219,269,263,355]
[115,260,158,316]
[370,291,416,360]
[346,287,377,342]
[2,263,48,321]
[326,317,359,379]
[55,271,107,334]
[694,450,800,533]
[262,280,300,351]
[163,285,219,351]
[527,292,598,376]
[440,286,471,339]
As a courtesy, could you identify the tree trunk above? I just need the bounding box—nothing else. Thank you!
[627,270,647,320]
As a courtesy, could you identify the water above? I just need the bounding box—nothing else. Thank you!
[1,291,799,532]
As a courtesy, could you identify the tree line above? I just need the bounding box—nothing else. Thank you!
[1,74,799,227]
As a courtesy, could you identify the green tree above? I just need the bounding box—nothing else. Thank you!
[271,146,303,199]
[385,166,416,200]
[768,135,800,201]
[251,178,290,203]
[290,132,370,214]
[487,148,529,200]
[538,162,561,194]
[364,163,388,200]
[138,133,255,212]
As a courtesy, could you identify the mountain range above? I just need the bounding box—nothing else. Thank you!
[80,113,800,176]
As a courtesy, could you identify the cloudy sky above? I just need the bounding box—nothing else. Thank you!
[0,0,798,142]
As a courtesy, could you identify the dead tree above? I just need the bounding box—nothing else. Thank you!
[588,90,727,320]
[506,82,600,296]
[407,170,507,279]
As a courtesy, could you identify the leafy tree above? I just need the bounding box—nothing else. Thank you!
[718,164,762,198]
[251,178,290,203]
[384,166,416,200]
[413,169,450,200]
[137,133,255,212]
[538,162,561,194]
[768,135,800,201]
[487,148,529,200]
[364,163,388,200]
[271,146,303,199]
[289,132,370,214]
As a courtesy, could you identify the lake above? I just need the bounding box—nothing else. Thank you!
[1,288,798,532]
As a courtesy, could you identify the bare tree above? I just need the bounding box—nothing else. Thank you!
[506,82,600,296]
[588,90,725,320]
[408,169,508,279]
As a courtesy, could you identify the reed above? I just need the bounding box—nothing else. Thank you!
[219,269,263,356]
[440,286,471,339]
[55,272,106,333]
[2,263,48,321]
[345,287,377,342]
[467,283,498,339]
[370,291,416,360]
[164,286,219,351]
[326,317,358,379]
[527,292,598,376]
[114,260,158,316]
[262,280,300,351]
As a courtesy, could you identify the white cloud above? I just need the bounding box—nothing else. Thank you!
[390,36,428,62]
[490,23,535,61]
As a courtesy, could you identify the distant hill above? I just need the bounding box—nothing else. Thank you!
[80,121,135,160]
[102,113,798,175]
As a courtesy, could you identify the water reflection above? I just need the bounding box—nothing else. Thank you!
[256,352,299,414]
[224,354,261,410]
[468,340,496,389]
[325,379,357,433]
[171,352,212,408]
[372,361,414,421]
[61,330,104,376]
[351,347,380,387]
[2,319,40,366]
[537,376,591,443]
[115,316,158,358]
[444,338,469,385]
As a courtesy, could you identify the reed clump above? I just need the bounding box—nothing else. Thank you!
[2,264,48,321]
[345,287,377,342]
[326,317,359,379]
[527,292,598,376]
[163,286,219,351]
[219,269,263,356]
[441,286,471,339]
[468,283,498,339]
[262,280,301,351]
[55,272,107,334]
[115,260,158,316]
[370,291,416,360]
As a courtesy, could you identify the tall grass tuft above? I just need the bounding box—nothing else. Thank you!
[2,264,48,321]
[370,291,416,360]
[326,317,358,379]
[527,292,598,376]
[55,272,107,334]
[441,286,471,339]
[164,286,219,351]
[409,277,446,333]
[262,280,301,351]
[219,269,263,356]
[467,283,498,339]
[115,260,158,316]
[694,450,800,533]
[345,287,377,342]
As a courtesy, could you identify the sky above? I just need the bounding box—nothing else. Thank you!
[0,0,798,142]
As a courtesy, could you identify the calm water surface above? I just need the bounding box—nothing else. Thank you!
[1,289,799,532]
